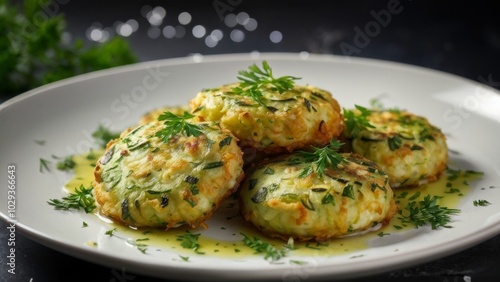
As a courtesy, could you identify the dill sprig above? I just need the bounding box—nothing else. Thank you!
[232,61,300,108]
[398,194,460,229]
[343,105,375,138]
[155,111,203,142]
[241,233,286,261]
[47,185,96,213]
[298,139,346,178]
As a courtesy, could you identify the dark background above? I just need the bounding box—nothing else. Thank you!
[1,0,500,281]
[58,0,500,88]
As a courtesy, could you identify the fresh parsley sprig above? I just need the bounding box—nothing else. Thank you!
[343,105,375,138]
[47,185,96,213]
[398,194,460,229]
[299,139,346,178]
[232,61,300,108]
[155,111,203,142]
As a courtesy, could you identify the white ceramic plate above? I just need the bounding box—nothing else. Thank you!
[1,53,500,281]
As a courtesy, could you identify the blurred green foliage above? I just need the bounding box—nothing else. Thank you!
[0,0,137,97]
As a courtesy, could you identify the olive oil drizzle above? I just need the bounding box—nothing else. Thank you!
[65,151,482,261]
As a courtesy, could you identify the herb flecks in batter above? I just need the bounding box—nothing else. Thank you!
[232,61,300,109]
[299,139,346,178]
[156,111,203,142]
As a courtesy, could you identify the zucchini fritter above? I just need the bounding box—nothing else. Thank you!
[348,109,447,187]
[189,84,344,154]
[239,153,397,242]
[93,121,244,229]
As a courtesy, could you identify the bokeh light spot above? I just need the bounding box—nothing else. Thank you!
[270,30,283,43]
[147,26,161,39]
[244,18,258,31]
[211,29,223,41]
[224,13,237,27]
[236,12,250,25]
[192,25,206,38]
[230,29,245,42]
[178,12,192,25]
[163,25,176,38]
[205,35,218,48]
[175,25,186,38]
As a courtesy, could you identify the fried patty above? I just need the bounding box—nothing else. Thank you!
[189,83,344,155]
[239,153,397,242]
[93,120,244,229]
[348,109,448,187]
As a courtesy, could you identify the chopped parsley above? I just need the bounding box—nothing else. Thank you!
[105,228,117,236]
[177,231,204,254]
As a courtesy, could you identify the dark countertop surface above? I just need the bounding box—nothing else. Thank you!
[1,1,500,281]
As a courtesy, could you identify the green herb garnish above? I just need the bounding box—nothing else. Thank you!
[232,61,300,108]
[398,194,460,229]
[155,111,203,142]
[299,139,346,178]
[92,124,120,148]
[343,105,375,138]
[55,155,76,171]
[47,185,96,213]
[177,231,204,254]
[105,228,117,236]
[34,140,46,146]
[473,199,491,207]
[39,158,52,173]
[241,233,286,261]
